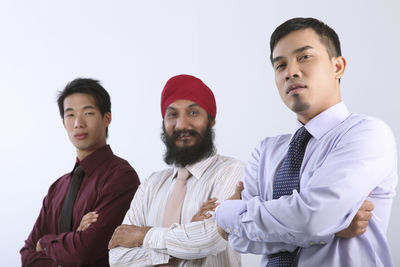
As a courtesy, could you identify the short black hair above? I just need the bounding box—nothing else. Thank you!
[57,78,111,137]
[270,17,341,64]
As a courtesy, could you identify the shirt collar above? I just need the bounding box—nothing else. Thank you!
[172,153,219,181]
[74,145,114,176]
[293,102,350,141]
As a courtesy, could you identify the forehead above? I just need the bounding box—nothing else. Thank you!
[272,28,326,58]
[167,99,203,110]
[63,93,98,110]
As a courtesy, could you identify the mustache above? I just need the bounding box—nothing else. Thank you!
[171,129,199,139]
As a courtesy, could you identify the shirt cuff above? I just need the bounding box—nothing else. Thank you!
[216,199,247,237]
[143,227,169,249]
[38,233,59,255]
[142,227,170,265]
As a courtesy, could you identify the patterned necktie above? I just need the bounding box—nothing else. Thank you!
[162,168,192,227]
[60,165,85,232]
[267,126,312,267]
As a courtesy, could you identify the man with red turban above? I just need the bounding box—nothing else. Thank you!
[105,74,367,266]
[108,74,245,266]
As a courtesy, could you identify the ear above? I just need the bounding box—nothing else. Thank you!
[210,119,216,127]
[333,56,346,80]
[103,112,112,127]
[62,119,66,129]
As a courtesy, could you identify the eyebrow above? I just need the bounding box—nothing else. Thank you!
[64,105,96,113]
[272,45,314,64]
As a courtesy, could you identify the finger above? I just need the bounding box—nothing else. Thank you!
[200,203,218,211]
[236,181,244,192]
[361,200,374,211]
[203,213,212,219]
[201,198,217,207]
[108,240,115,250]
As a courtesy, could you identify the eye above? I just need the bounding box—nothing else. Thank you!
[275,63,286,71]
[166,112,177,118]
[299,54,311,61]
[189,110,199,116]
[65,113,74,118]
[85,112,95,115]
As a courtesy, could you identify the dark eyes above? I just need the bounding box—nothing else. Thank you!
[275,63,286,70]
[299,54,311,61]
[189,110,199,116]
[166,112,177,118]
[275,55,311,70]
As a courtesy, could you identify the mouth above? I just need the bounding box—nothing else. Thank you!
[74,133,88,140]
[176,132,194,141]
[286,83,307,95]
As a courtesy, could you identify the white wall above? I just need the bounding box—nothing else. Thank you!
[1,0,399,266]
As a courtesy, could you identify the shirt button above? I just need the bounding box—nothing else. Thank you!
[320,241,326,245]
[226,227,231,233]
[233,228,238,234]
[43,247,47,252]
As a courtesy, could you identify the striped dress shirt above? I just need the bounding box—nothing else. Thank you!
[109,154,245,267]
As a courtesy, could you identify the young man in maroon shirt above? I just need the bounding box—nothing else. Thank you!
[21,78,140,266]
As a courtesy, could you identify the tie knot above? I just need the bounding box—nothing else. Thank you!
[177,168,191,181]
[74,165,85,178]
[291,126,312,146]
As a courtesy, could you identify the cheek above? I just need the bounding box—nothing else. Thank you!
[163,122,175,135]
[64,121,74,132]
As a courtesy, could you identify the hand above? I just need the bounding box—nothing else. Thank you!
[191,197,218,222]
[217,181,245,240]
[336,199,374,238]
[77,211,98,231]
[36,239,42,252]
[228,181,244,200]
[108,225,151,249]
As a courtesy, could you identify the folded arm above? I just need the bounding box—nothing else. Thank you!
[217,119,396,254]
[110,162,245,266]
[22,166,138,266]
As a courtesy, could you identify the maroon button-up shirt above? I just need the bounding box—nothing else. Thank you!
[21,145,140,267]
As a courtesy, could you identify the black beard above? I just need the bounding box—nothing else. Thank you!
[161,122,215,167]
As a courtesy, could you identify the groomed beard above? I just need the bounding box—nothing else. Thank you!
[161,121,215,167]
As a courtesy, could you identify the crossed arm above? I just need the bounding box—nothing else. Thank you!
[217,181,374,241]
[20,167,138,267]
[215,120,395,254]
[107,164,244,266]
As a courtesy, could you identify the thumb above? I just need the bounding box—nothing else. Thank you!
[236,181,244,192]
[233,181,244,198]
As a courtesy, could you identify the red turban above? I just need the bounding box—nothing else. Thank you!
[161,74,217,118]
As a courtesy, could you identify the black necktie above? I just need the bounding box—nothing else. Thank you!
[267,126,312,267]
[60,165,85,232]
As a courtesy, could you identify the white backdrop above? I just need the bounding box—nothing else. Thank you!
[1,0,399,266]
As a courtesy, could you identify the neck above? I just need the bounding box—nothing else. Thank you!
[76,143,106,161]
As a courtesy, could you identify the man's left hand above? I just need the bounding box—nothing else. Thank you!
[36,239,42,252]
[108,225,151,249]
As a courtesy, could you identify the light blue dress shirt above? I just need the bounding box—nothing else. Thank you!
[216,102,398,267]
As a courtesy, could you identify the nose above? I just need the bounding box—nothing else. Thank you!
[74,114,86,128]
[175,115,190,131]
[285,61,301,81]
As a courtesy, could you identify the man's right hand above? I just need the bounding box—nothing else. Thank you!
[217,181,245,240]
[335,200,374,238]
[77,211,98,232]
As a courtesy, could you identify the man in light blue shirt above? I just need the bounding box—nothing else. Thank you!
[216,17,398,267]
